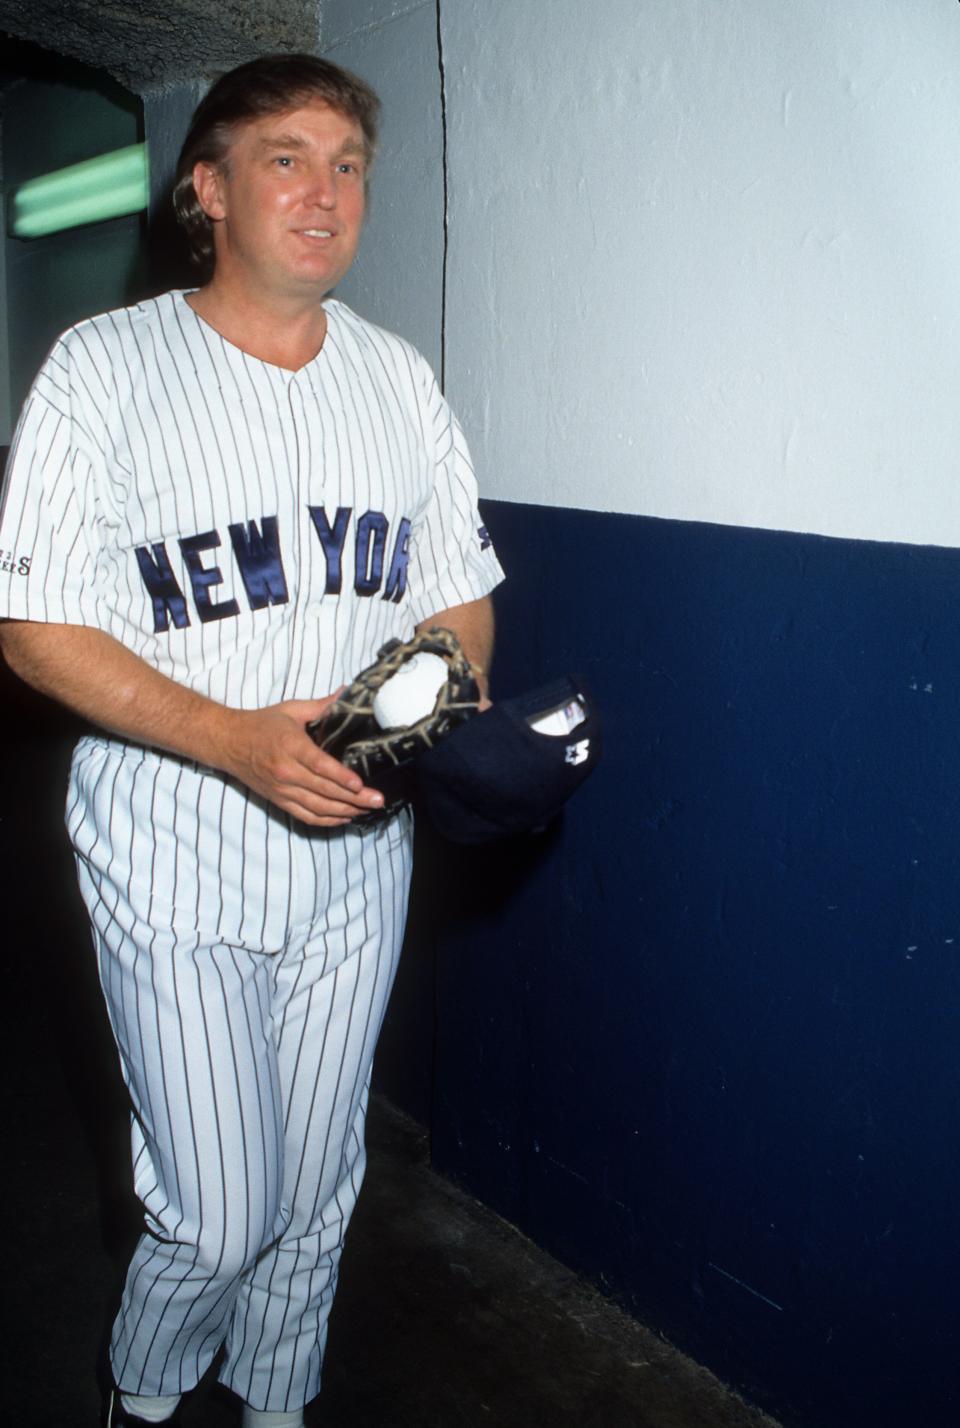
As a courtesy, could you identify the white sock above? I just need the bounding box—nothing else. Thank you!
[118,1391,182,1423]
[241,1409,306,1428]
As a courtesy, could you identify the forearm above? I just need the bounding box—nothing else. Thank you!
[0,619,383,825]
[418,596,495,698]
[0,619,238,767]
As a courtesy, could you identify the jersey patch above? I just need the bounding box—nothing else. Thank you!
[0,548,31,576]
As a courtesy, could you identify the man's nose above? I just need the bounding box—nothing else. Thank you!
[306,168,337,208]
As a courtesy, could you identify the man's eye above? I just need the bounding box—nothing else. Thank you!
[274,156,294,168]
[337,162,358,175]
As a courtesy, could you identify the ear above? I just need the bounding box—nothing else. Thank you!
[192,160,227,221]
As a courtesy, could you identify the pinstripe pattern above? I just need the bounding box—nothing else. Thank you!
[0,293,503,1412]
[0,293,503,697]
[77,806,413,1409]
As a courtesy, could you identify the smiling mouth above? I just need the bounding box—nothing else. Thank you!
[299,229,334,238]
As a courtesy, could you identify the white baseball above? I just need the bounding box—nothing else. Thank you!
[372,652,450,728]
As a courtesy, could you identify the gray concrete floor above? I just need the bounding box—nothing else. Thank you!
[4,943,785,1428]
[315,1098,783,1428]
[6,1084,783,1427]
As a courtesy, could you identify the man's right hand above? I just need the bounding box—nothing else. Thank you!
[220,696,385,827]
[0,621,384,827]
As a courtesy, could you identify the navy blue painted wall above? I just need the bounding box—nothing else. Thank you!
[379,499,960,1428]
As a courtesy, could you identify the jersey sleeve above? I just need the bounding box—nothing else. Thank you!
[406,372,505,625]
[0,341,105,627]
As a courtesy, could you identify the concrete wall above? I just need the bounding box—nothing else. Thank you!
[441,0,960,547]
[330,5,960,1427]
[322,0,445,376]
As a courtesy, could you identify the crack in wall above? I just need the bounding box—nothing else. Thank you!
[436,0,448,392]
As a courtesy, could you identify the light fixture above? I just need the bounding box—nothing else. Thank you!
[9,143,149,239]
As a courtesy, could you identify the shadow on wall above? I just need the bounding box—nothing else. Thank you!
[146,183,198,298]
[0,442,138,1277]
[0,650,141,1250]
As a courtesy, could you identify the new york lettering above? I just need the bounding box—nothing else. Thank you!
[135,508,412,634]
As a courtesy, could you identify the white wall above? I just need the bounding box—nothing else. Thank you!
[323,0,445,376]
[438,0,960,546]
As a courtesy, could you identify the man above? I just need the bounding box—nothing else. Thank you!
[0,54,503,1428]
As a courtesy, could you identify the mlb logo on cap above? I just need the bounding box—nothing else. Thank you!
[416,675,601,843]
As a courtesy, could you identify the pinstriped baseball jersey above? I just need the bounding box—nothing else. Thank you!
[0,292,504,948]
[0,290,503,699]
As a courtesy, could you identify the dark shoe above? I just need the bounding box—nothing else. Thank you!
[106,1389,183,1427]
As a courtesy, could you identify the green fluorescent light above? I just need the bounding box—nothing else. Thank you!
[10,143,149,238]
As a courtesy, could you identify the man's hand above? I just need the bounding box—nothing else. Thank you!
[221,695,385,827]
[0,621,384,827]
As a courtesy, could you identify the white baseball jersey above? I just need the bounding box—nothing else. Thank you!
[0,291,504,947]
[0,289,502,694]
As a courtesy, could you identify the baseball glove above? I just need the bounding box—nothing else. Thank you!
[307,626,481,820]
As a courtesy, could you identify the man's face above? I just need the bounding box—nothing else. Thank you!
[194,100,368,301]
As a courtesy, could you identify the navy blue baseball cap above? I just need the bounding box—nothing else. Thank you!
[415,675,601,843]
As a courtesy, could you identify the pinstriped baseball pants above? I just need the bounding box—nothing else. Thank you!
[70,747,413,1413]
